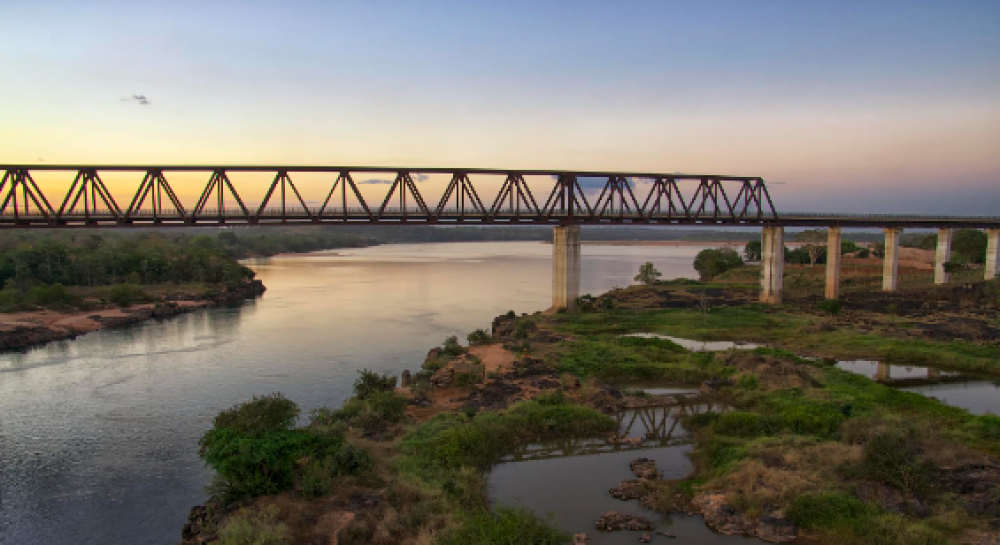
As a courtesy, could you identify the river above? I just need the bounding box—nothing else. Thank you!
[0,241,706,545]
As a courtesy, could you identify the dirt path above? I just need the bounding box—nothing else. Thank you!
[469,343,516,375]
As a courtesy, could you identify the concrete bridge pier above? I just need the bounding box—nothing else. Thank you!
[825,227,842,299]
[552,224,581,310]
[986,229,1000,281]
[760,226,784,305]
[934,228,954,284]
[882,228,902,291]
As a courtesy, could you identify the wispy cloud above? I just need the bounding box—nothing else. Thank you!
[358,178,394,184]
[121,94,150,105]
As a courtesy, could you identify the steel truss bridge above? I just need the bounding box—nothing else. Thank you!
[1,165,997,229]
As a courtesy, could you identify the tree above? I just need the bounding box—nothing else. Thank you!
[744,241,762,261]
[953,229,987,264]
[693,248,744,280]
[794,229,827,267]
[634,262,662,285]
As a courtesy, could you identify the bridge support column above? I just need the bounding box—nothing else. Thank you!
[552,225,580,310]
[760,226,784,305]
[934,228,953,285]
[882,228,901,292]
[825,227,842,300]
[986,229,1000,281]
[875,362,890,382]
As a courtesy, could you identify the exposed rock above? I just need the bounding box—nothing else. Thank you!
[573,533,589,544]
[700,377,734,392]
[640,533,651,543]
[459,380,521,411]
[589,385,625,413]
[629,458,660,480]
[855,481,906,513]
[429,354,482,387]
[693,493,797,543]
[594,511,654,532]
[400,370,411,387]
[609,479,646,500]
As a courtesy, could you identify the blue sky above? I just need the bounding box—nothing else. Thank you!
[1,0,998,213]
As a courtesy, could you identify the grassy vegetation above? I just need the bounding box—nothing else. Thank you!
[555,334,724,382]
[551,305,1000,376]
[199,394,372,503]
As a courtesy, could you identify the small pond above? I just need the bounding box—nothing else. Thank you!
[622,333,759,352]
[489,402,765,544]
[836,360,999,415]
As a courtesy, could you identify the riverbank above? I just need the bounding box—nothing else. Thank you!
[0,280,266,352]
[178,276,1000,544]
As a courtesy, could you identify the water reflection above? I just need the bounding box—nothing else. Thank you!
[622,333,759,352]
[490,402,762,544]
[0,242,706,545]
[835,360,999,415]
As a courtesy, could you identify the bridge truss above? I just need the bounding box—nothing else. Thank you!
[0,166,777,228]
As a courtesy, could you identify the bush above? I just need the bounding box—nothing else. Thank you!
[467,329,491,346]
[858,430,936,497]
[353,369,397,400]
[218,505,288,545]
[211,393,300,434]
[441,335,465,357]
[28,283,82,308]
[439,507,568,545]
[693,248,744,280]
[199,394,371,502]
[787,491,872,530]
[817,299,842,315]
[108,284,148,307]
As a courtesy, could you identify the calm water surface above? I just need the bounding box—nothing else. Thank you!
[489,403,763,544]
[0,242,706,545]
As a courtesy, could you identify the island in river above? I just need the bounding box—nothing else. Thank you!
[180,277,1000,545]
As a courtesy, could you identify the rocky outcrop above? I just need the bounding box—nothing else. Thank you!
[609,479,646,500]
[594,511,654,532]
[692,493,797,543]
[629,458,660,480]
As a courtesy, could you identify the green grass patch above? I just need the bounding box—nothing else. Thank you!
[438,507,568,545]
[555,335,725,382]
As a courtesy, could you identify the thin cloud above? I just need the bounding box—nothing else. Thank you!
[121,94,151,105]
[358,178,394,184]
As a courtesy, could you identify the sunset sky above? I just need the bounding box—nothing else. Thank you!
[2,0,999,213]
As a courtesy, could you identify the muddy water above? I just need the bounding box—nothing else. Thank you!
[489,402,764,544]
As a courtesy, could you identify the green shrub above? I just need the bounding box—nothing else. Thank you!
[439,507,568,545]
[467,329,491,346]
[0,284,26,311]
[858,430,936,497]
[693,248,744,280]
[817,299,842,315]
[442,335,465,357]
[28,283,82,308]
[353,369,397,400]
[199,394,371,502]
[787,491,872,530]
[218,505,288,545]
[108,284,148,307]
[211,394,300,434]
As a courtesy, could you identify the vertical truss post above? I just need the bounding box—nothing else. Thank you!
[435,173,486,220]
[641,177,690,220]
[542,174,592,220]
[490,173,540,220]
[594,175,642,219]
[0,169,55,223]
[192,170,250,223]
[377,172,430,221]
[58,169,122,222]
[126,170,187,221]
[319,171,371,221]
[257,171,313,221]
